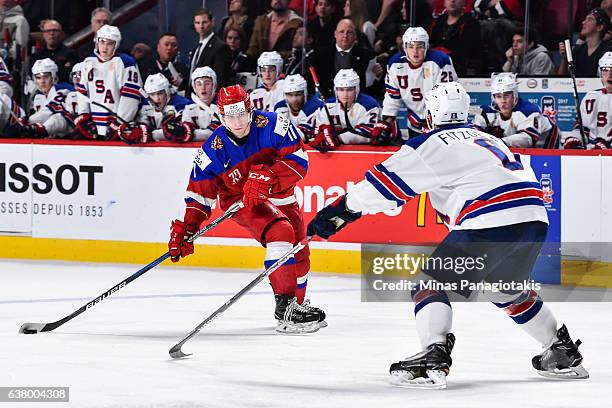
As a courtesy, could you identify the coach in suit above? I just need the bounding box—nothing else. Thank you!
[307,18,383,98]
[188,8,232,94]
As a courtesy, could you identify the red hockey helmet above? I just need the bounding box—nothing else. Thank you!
[217,85,251,116]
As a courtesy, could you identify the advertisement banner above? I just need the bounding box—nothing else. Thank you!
[0,143,33,233]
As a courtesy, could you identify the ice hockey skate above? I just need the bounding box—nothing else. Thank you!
[532,324,589,379]
[302,299,328,328]
[274,294,321,334]
[389,333,455,389]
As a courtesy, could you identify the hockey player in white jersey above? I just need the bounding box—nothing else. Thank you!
[379,27,457,140]
[181,66,220,142]
[3,58,73,138]
[273,74,323,141]
[75,25,142,140]
[250,51,285,112]
[310,69,380,150]
[118,73,192,144]
[65,62,85,119]
[308,82,588,389]
[473,73,559,148]
[563,52,612,149]
[26,58,75,138]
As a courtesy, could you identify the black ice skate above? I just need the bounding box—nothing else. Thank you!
[274,294,320,334]
[532,324,589,379]
[301,299,327,328]
[389,333,455,389]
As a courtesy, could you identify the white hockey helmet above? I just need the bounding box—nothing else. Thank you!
[95,24,121,52]
[191,66,217,90]
[425,82,470,127]
[402,27,429,51]
[334,68,360,94]
[70,61,84,84]
[490,72,519,108]
[283,74,307,96]
[257,51,283,78]
[144,73,170,96]
[32,58,58,80]
[599,51,612,75]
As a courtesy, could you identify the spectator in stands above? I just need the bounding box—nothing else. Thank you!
[188,8,232,92]
[307,18,383,98]
[374,0,433,53]
[131,43,152,62]
[428,0,482,75]
[30,19,78,84]
[224,27,255,84]
[247,0,304,60]
[474,0,523,72]
[307,0,340,47]
[284,27,314,76]
[602,0,612,40]
[502,28,556,75]
[0,0,29,48]
[558,8,612,77]
[344,0,378,50]
[220,0,254,42]
[80,7,113,57]
[139,33,189,94]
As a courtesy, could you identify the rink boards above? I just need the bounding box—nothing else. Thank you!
[1,139,612,287]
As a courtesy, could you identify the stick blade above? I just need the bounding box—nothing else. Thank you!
[19,322,46,334]
[169,344,192,359]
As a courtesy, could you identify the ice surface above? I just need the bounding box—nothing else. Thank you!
[0,259,609,408]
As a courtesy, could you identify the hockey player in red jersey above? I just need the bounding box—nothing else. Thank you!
[168,84,325,333]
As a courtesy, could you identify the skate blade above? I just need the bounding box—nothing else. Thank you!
[275,321,320,334]
[537,364,589,380]
[390,369,447,389]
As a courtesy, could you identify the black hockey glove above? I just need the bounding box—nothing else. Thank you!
[307,195,362,240]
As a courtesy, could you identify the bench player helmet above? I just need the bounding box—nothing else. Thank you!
[144,73,171,109]
[95,25,121,54]
[191,66,217,91]
[425,82,470,128]
[32,58,58,81]
[334,68,360,95]
[283,74,307,97]
[402,27,429,51]
[599,51,612,78]
[257,51,283,79]
[490,72,519,109]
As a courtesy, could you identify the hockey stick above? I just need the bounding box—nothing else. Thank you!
[75,92,131,125]
[564,39,588,147]
[169,240,307,359]
[18,201,244,335]
[308,66,335,128]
